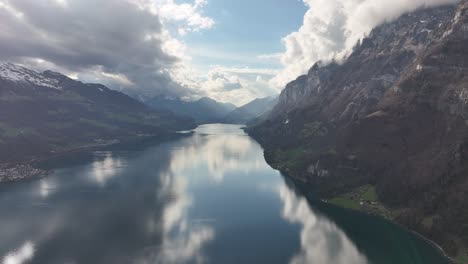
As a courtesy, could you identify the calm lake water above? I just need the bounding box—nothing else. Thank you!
[0,124,450,264]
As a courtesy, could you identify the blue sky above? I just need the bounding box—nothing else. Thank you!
[183,0,307,69]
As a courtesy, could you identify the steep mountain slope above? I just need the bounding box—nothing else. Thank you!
[145,95,236,123]
[0,63,194,163]
[248,2,468,257]
[223,96,278,124]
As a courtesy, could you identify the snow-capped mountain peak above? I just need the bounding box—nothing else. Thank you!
[0,62,62,90]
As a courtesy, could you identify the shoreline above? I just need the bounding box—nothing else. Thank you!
[0,131,193,184]
[269,160,457,263]
[324,196,455,263]
[0,140,124,184]
[0,164,49,184]
[408,230,455,263]
[245,127,465,263]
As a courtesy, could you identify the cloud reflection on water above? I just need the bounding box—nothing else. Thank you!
[88,152,126,186]
[38,178,57,198]
[135,172,214,264]
[1,241,35,264]
[278,185,369,264]
[167,132,267,183]
[145,125,265,263]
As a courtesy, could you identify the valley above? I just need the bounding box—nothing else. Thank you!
[0,63,277,183]
[1,0,468,262]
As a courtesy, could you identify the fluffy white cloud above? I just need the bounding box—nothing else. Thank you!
[133,0,215,34]
[185,66,279,105]
[158,0,214,31]
[206,69,243,91]
[270,0,460,90]
[166,62,278,105]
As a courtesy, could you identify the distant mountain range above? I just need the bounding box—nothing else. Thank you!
[247,1,468,258]
[0,62,194,163]
[145,96,236,123]
[145,95,278,124]
[223,96,278,124]
[0,61,278,166]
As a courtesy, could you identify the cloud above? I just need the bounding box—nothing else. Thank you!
[183,66,279,105]
[270,0,460,90]
[132,0,215,35]
[0,0,213,99]
[206,69,243,91]
[157,0,214,32]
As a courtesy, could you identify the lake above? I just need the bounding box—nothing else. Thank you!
[0,124,450,264]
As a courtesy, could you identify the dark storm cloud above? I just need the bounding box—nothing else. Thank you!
[0,0,189,98]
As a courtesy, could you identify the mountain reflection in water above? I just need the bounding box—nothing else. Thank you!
[0,124,449,264]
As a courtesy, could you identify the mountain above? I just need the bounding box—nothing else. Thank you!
[223,96,278,124]
[0,62,195,163]
[145,95,236,123]
[248,1,468,257]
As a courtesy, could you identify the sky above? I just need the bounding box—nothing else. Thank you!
[0,0,460,106]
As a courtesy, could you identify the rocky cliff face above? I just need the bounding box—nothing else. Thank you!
[248,1,468,256]
[270,5,456,124]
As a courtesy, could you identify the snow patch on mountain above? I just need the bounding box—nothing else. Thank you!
[0,62,62,90]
